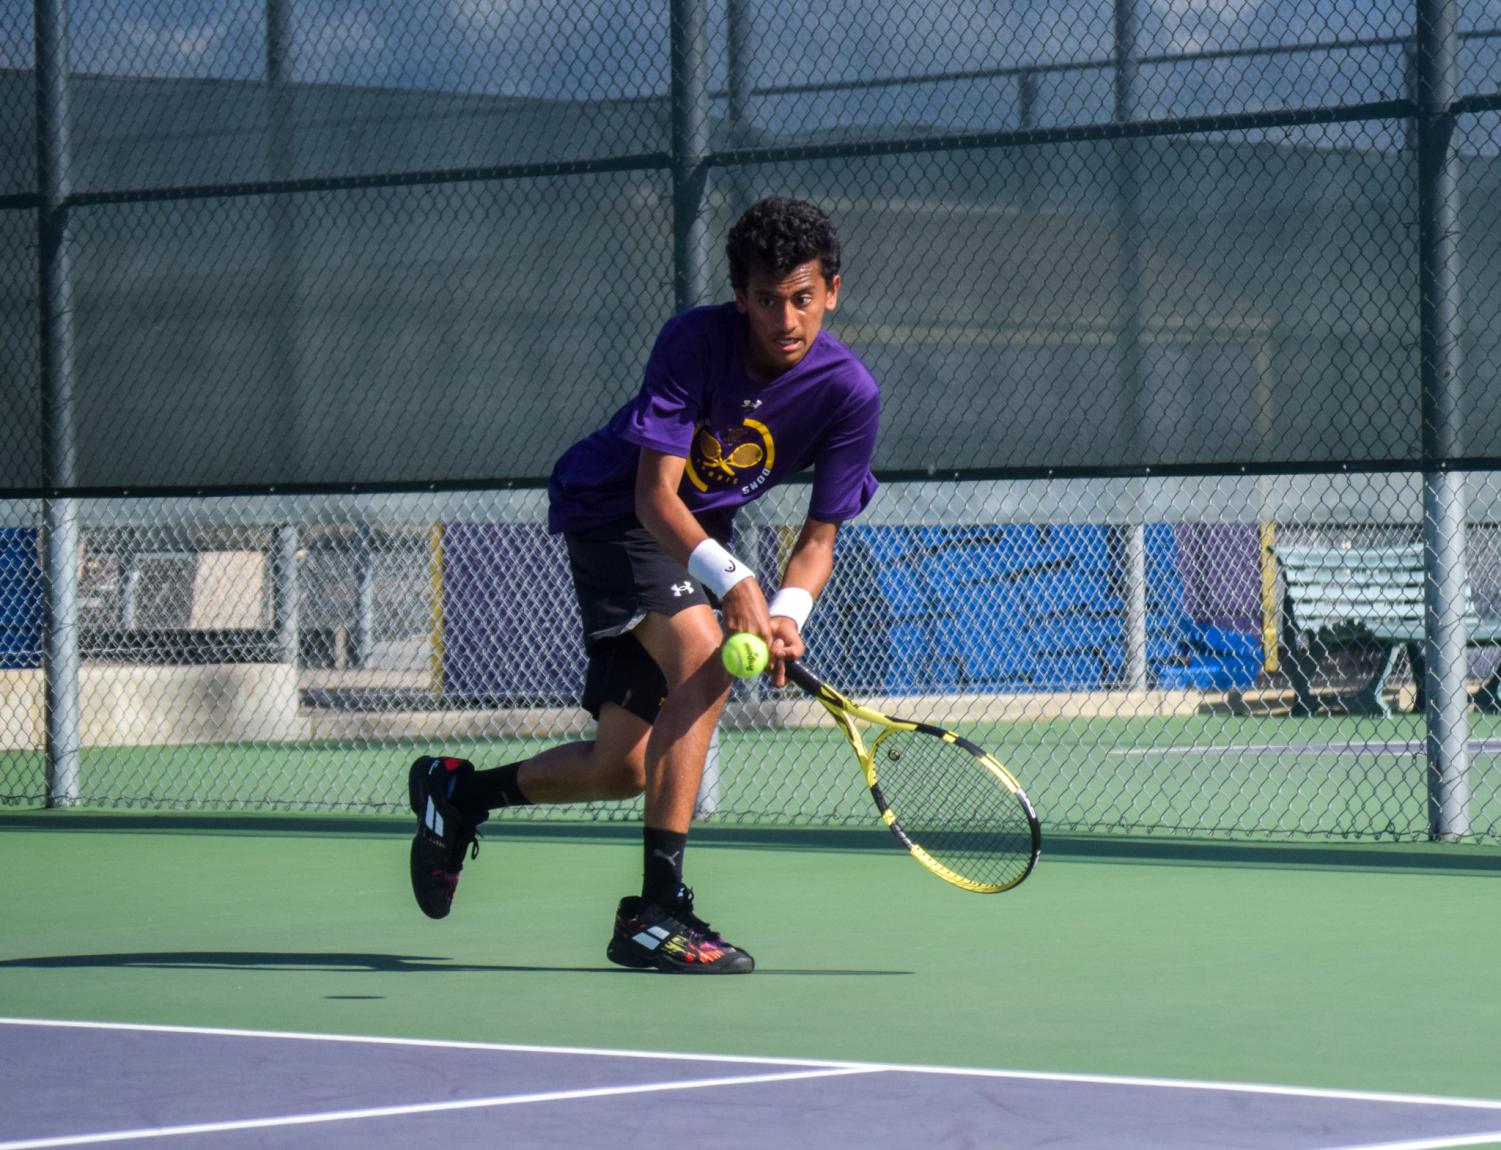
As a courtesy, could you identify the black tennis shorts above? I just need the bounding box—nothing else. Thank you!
[564,519,713,723]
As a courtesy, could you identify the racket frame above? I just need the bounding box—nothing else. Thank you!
[784,659,1040,893]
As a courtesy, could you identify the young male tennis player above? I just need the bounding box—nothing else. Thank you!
[406,197,880,974]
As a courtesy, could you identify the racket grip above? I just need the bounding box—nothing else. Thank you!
[783,659,822,695]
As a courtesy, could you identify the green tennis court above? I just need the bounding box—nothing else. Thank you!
[5,806,1501,1147]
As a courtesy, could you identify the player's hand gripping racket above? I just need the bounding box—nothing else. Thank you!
[784,659,1040,892]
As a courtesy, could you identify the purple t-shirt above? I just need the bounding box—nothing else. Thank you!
[548,302,880,538]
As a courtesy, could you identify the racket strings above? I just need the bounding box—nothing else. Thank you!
[874,729,1036,889]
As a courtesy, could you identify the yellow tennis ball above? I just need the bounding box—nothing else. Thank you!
[721,632,770,678]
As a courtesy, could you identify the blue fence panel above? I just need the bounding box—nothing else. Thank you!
[0,529,41,671]
[457,518,1261,702]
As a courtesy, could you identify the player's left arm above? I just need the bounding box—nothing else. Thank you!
[767,517,838,687]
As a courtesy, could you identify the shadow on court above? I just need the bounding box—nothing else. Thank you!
[0,951,911,977]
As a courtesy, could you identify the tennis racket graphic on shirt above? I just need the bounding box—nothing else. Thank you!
[784,659,1040,893]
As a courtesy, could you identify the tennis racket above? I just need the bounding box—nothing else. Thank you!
[784,659,1040,893]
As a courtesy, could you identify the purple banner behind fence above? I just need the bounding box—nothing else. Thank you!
[441,523,586,703]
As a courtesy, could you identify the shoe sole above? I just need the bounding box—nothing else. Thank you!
[408,759,455,921]
[605,938,754,974]
[410,836,453,920]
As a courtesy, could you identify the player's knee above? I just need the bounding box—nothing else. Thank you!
[611,754,647,798]
[644,611,729,695]
[594,746,646,798]
[676,636,733,697]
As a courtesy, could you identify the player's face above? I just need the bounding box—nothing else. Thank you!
[734,260,841,382]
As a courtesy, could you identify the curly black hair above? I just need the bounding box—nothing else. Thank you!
[725,197,841,290]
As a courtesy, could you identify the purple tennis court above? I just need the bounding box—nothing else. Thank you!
[6,1019,1501,1150]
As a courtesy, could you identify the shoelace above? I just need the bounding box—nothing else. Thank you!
[671,886,721,941]
[446,826,480,869]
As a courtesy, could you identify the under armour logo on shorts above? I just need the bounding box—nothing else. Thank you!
[670,581,694,597]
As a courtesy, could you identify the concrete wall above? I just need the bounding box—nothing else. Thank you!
[0,662,308,749]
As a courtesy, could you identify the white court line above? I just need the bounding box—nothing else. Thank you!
[7,1017,1501,1117]
[0,1016,850,1070]
[1316,1132,1501,1150]
[0,1066,880,1150]
[872,1063,1501,1113]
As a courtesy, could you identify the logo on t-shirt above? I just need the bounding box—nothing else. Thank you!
[686,419,775,497]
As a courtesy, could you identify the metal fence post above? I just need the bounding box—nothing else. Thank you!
[266,0,292,148]
[1018,69,1038,130]
[36,0,82,808]
[41,505,80,806]
[1115,0,1149,692]
[266,0,303,479]
[355,524,376,668]
[725,0,754,219]
[671,0,721,802]
[670,0,712,312]
[1415,0,1469,840]
[273,524,301,667]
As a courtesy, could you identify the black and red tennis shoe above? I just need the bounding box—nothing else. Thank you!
[407,755,487,920]
[408,757,751,972]
[606,885,755,974]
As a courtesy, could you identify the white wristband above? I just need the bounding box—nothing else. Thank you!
[769,586,814,631]
[687,538,756,599]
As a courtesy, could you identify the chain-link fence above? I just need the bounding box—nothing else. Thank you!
[3,2,1501,841]
[5,476,1501,840]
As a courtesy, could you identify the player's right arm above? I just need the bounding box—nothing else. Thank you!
[635,447,773,645]
[763,516,837,686]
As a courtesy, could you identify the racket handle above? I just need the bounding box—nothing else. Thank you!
[783,658,823,695]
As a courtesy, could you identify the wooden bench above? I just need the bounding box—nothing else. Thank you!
[1276,543,1501,717]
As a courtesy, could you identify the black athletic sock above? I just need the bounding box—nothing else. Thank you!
[448,763,531,814]
[642,827,688,903]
